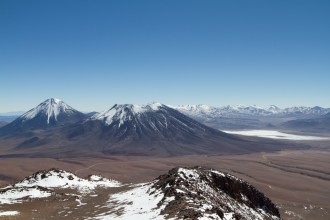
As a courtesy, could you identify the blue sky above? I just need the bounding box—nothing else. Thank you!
[1,0,329,112]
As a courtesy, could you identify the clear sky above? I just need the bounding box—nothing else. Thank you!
[1,0,329,112]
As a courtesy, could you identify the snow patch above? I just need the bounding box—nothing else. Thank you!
[224,212,234,220]
[0,211,20,216]
[178,168,200,180]
[0,187,52,204]
[96,183,167,220]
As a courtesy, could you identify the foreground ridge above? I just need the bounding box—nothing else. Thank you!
[0,167,281,219]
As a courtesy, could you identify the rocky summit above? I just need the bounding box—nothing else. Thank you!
[152,167,281,220]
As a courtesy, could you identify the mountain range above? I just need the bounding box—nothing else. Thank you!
[2,102,328,134]
[2,103,329,120]
[0,98,296,157]
[173,104,330,118]
[172,104,330,131]
[281,111,330,132]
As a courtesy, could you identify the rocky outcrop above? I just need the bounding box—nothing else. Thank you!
[152,166,281,220]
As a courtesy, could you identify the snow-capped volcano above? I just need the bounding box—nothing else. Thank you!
[21,98,76,124]
[54,102,266,156]
[88,102,233,144]
[0,98,87,134]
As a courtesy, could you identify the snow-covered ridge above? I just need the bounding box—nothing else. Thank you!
[14,168,121,191]
[21,98,77,124]
[0,168,121,204]
[92,102,164,126]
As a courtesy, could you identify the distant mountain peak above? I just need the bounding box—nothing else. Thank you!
[0,98,87,134]
[21,98,76,124]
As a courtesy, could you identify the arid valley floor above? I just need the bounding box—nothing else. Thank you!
[0,139,329,220]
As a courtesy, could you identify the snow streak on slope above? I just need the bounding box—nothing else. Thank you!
[21,98,77,124]
[95,183,172,220]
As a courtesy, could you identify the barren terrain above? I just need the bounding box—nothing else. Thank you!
[0,141,330,219]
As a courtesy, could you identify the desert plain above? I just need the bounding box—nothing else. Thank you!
[0,138,329,219]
